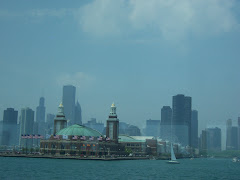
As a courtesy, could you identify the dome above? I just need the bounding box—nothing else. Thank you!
[56,124,102,137]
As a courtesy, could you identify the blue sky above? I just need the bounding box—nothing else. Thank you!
[0,0,240,137]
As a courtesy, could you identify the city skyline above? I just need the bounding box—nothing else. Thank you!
[0,0,240,133]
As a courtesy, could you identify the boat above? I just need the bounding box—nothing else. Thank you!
[232,157,239,162]
[167,143,180,164]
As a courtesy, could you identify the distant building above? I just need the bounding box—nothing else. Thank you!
[191,110,198,148]
[238,117,240,150]
[226,119,232,150]
[83,118,104,134]
[145,119,160,137]
[36,97,46,137]
[206,127,221,152]
[106,103,119,143]
[160,106,172,141]
[74,101,82,125]
[53,103,67,135]
[172,94,192,146]
[231,127,238,150]
[199,130,207,152]
[62,85,76,125]
[119,122,141,136]
[1,108,18,146]
[19,108,34,148]
[46,113,55,135]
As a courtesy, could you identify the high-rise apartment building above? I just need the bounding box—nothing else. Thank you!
[62,85,76,125]
[19,108,34,148]
[172,94,192,146]
[206,127,221,152]
[36,97,46,137]
[160,106,172,140]
[1,108,18,146]
[191,110,198,148]
[226,119,232,150]
[146,119,160,137]
[74,101,82,125]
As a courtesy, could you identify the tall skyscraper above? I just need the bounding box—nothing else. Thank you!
[74,100,82,125]
[46,113,55,135]
[36,97,46,137]
[226,119,232,150]
[160,106,172,140]
[19,108,34,148]
[145,119,160,137]
[106,103,119,143]
[172,94,192,146]
[231,127,238,150]
[238,117,240,150]
[1,108,18,146]
[54,103,67,135]
[62,85,76,125]
[206,127,221,152]
[191,110,198,148]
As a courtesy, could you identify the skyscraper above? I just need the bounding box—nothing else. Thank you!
[172,94,192,146]
[36,97,46,137]
[74,100,82,125]
[62,85,76,125]
[160,106,172,140]
[191,110,198,148]
[238,117,240,150]
[1,108,18,146]
[206,127,221,152]
[226,119,232,150]
[145,119,160,137]
[106,103,119,143]
[19,108,34,148]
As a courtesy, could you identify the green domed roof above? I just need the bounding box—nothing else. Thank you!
[56,124,102,137]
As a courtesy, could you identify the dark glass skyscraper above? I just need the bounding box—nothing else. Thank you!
[172,94,192,146]
[62,85,76,125]
[160,106,172,140]
[1,108,18,146]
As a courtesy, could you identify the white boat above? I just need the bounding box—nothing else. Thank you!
[167,143,180,164]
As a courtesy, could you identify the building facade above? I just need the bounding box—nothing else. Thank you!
[160,106,172,141]
[1,108,18,146]
[191,110,198,148]
[19,108,34,148]
[172,94,192,146]
[62,85,76,125]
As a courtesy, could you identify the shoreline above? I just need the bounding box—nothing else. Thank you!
[0,154,150,161]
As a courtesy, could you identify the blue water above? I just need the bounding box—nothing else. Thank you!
[0,157,239,180]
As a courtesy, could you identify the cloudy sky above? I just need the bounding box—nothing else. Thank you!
[0,0,240,135]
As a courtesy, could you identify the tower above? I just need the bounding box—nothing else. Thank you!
[191,110,198,148]
[36,97,46,137]
[62,85,76,125]
[74,100,82,125]
[160,106,172,140]
[172,94,192,146]
[1,108,18,146]
[226,119,232,150]
[54,103,67,135]
[19,108,34,148]
[106,103,119,143]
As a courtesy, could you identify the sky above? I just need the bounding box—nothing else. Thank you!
[0,0,240,139]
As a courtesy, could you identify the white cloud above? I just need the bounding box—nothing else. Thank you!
[57,72,95,89]
[77,0,239,40]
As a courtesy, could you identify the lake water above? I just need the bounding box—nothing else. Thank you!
[0,157,239,179]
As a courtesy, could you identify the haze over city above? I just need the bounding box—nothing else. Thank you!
[0,0,240,139]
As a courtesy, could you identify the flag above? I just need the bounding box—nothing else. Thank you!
[21,134,26,139]
[97,136,103,141]
[89,136,94,141]
[80,136,86,140]
[33,134,37,139]
[106,137,111,141]
[72,135,78,140]
[28,135,33,139]
[54,135,60,139]
[62,135,68,140]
